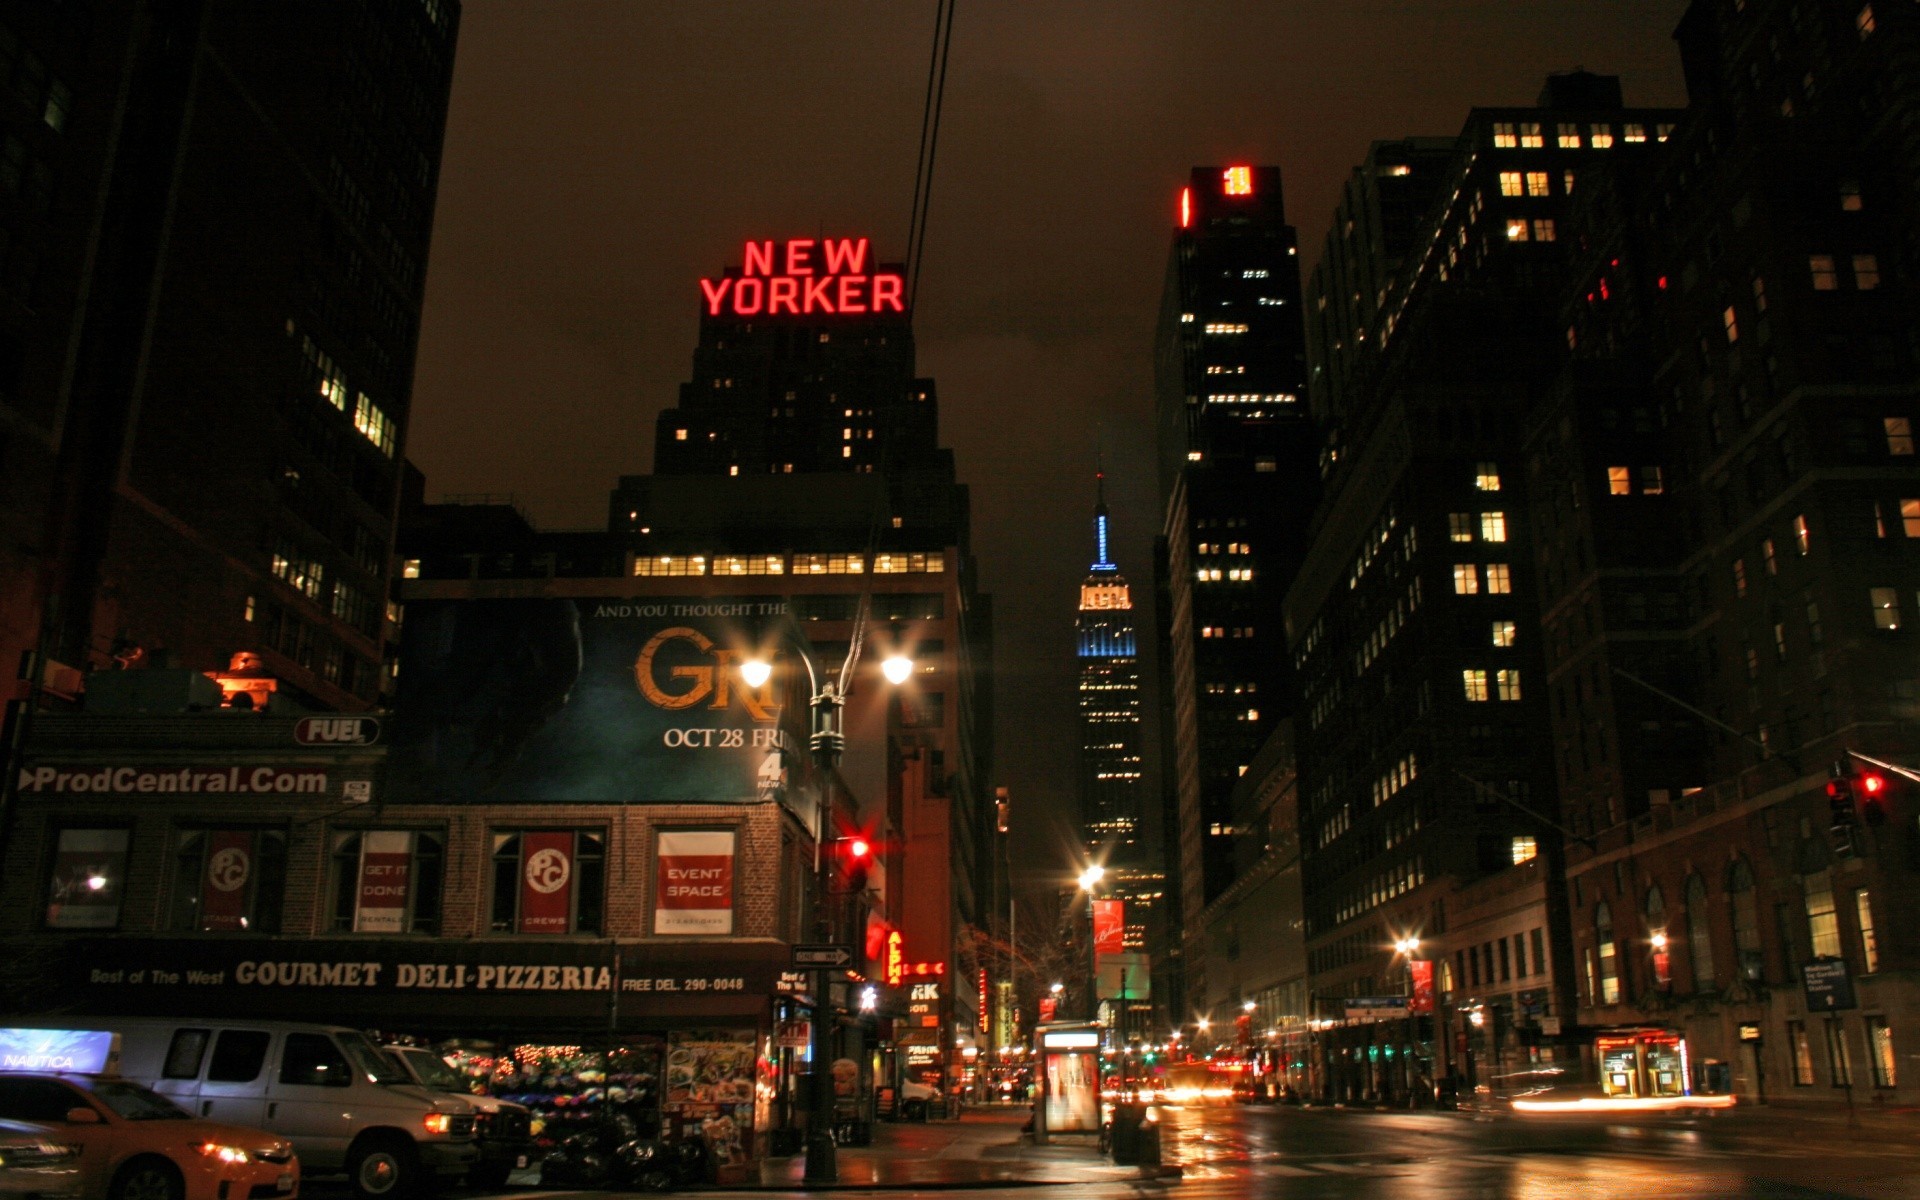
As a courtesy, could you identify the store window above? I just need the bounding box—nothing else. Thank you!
[1854,890,1879,973]
[1805,871,1841,958]
[45,828,131,929]
[491,831,606,935]
[169,829,288,933]
[1596,902,1621,1004]
[328,831,446,934]
[1789,1021,1815,1085]
[1867,1018,1896,1087]
[1825,1019,1854,1087]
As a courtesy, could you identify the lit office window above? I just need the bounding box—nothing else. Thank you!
[1492,621,1516,647]
[1525,171,1550,197]
[1453,564,1480,595]
[1485,564,1512,594]
[1481,513,1507,542]
[1474,463,1501,491]
[1887,418,1915,455]
[1499,171,1523,197]
[1609,466,1632,495]
[1871,587,1901,629]
[1496,669,1522,701]
[1810,255,1838,290]
[1854,254,1881,290]
[1462,669,1490,701]
[1511,836,1537,864]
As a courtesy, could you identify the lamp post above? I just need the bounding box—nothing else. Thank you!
[1392,935,1422,1106]
[740,638,912,1186]
[1077,863,1106,1021]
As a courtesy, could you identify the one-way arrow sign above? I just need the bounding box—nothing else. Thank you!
[793,944,854,968]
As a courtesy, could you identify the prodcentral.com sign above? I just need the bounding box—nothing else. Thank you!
[18,766,329,795]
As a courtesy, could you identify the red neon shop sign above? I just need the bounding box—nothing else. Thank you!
[699,237,905,318]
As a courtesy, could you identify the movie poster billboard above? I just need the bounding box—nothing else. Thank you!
[387,598,819,808]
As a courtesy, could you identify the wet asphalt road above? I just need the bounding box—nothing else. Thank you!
[304,1102,1920,1199]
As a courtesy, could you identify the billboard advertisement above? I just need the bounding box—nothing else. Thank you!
[388,597,818,807]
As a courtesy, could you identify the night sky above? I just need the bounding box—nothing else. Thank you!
[409,1,1690,874]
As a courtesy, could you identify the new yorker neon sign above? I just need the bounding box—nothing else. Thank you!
[699,238,905,317]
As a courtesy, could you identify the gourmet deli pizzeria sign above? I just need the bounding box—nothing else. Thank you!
[699,238,904,318]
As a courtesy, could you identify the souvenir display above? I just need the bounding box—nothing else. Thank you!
[660,1030,756,1166]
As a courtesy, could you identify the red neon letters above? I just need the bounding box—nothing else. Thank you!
[699,237,905,318]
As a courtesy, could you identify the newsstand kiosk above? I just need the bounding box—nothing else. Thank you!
[1031,1023,1100,1145]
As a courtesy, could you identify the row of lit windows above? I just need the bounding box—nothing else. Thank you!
[1505,218,1557,243]
[1197,567,1254,582]
[1355,577,1422,677]
[1452,563,1512,595]
[1372,753,1418,808]
[295,326,396,458]
[1205,364,1247,374]
[1462,668,1522,702]
[1196,542,1252,555]
[1333,856,1426,926]
[1199,625,1255,638]
[630,551,946,578]
[1607,466,1665,495]
[1204,322,1249,335]
[1809,254,1879,291]
[1448,512,1507,543]
[1206,393,1297,405]
[1491,120,1672,149]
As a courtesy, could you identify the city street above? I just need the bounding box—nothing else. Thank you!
[298,1104,1920,1199]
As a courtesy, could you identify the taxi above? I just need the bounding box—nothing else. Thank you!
[0,1074,296,1200]
[0,1116,82,1198]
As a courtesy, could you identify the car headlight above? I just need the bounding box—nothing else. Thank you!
[197,1143,251,1164]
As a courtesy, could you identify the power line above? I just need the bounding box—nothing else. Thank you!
[905,0,956,316]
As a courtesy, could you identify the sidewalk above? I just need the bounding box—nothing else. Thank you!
[745,1107,1182,1190]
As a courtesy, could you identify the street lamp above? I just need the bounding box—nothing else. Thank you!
[738,632,904,1186]
[1077,864,1106,1027]
[1391,934,1423,1106]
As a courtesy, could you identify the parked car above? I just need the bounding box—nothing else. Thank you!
[0,1074,294,1200]
[0,1117,81,1199]
[377,1047,532,1191]
[897,1079,934,1121]
[6,1020,474,1199]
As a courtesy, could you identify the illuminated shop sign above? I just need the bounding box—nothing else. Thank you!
[699,238,905,317]
[0,1029,119,1074]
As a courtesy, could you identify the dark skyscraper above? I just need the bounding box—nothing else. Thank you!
[0,1,460,716]
[1154,166,1321,1009]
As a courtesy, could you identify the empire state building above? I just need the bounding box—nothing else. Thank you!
[1076,477,1158,947]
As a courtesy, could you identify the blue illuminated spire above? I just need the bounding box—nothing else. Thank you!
[1092,465,1115,572]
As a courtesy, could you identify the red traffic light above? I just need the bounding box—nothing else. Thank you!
[1860,772,1886,796]
[846,837,872,860]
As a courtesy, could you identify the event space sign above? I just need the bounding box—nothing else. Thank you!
[386,598,818,806]
[654,829,736,935]
[699,237,904,318]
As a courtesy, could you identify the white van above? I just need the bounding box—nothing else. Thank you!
[10,1019,476,1199]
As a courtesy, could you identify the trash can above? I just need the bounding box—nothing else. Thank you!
[1108,1102,1145,1164]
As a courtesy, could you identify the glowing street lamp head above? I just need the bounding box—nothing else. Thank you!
[1050,981,1064,995]
[881,653,913,686]
[1394,935,1421,956]
[1196,1017,1211,1032]
[1077,863,1106,891]
[1650,931,1669,950]
[1242,1000,1257,1013]
[739,658,773,689]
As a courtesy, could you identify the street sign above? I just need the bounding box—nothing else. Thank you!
[1802,957,1856,1012]
[792,944,853,968]
[1344,996,1410,1021]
